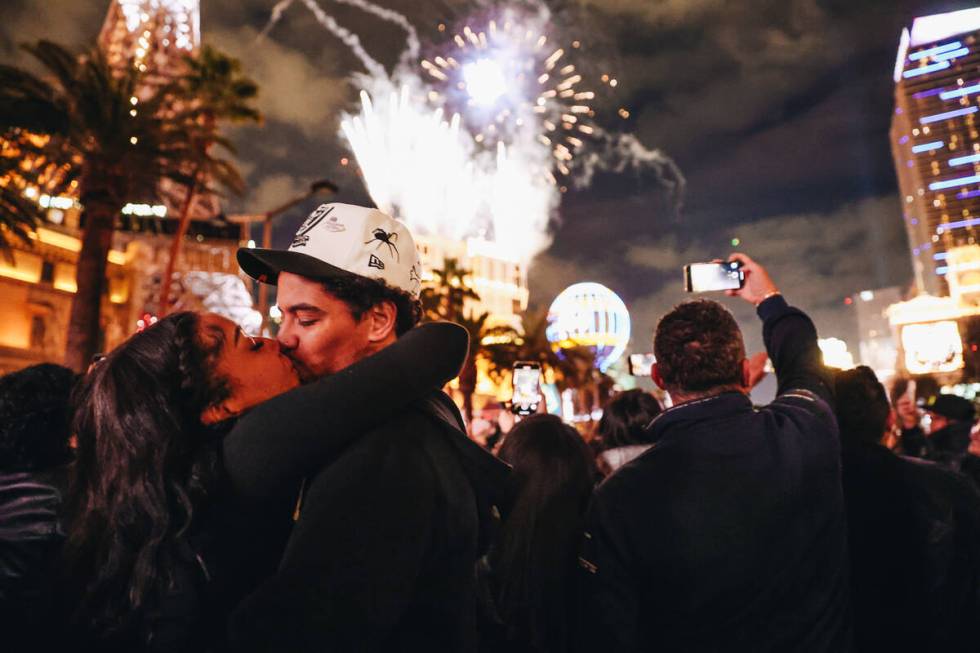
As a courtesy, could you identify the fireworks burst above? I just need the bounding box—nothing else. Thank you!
[420,18,596,181]
[260,0,683,262]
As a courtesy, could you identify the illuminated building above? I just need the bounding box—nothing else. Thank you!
[415,234,528,329]
[99,0,200,82]
[0,0,250,372]
[851,286,902,380]
[0,199,246,373]
[99,0,218,221]
[891,8,980,295]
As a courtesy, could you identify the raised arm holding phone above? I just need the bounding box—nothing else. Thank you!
[578,254,851,652]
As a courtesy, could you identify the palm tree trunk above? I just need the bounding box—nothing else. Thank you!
[64,199,116,372]
[159,167,201,315]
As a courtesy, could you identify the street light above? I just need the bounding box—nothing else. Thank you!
[228,178,338,330]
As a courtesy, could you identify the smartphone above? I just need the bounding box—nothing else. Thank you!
[684,261,744,293]
[628,353,656,377]
[511,361,542,416]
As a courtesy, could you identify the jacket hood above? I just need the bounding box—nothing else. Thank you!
[416,393,514,553]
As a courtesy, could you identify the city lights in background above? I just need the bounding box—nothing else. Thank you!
[817,338,855,370]
[901,320,964,374]
[892,8,980,295]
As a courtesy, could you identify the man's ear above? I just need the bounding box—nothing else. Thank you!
[201,400,238,425]
[741,358,752,390]
[365,300,398,343]
[651,362,667,390]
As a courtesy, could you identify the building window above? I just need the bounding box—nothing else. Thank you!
[40,261,55,285]
[30,315,46,349]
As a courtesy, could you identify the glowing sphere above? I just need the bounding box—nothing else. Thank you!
[462,58,508,106]
[546,282,631,372]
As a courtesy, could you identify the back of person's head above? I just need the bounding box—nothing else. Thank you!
[65,311,230,636]
[834,366,890,446]
[654,299,746,396]
[596,389,662,450]
[0,363,76,472]
[494,414,596,650]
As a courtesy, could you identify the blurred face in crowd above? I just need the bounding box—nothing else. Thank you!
[970,423,980,456]
[199,313,299,423]
[275,272,375,381]
[925,411,948,435]
[894,394,920,429]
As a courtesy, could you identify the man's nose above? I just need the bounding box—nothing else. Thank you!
[277,323,298,352]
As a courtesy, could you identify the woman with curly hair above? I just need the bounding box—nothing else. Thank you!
[60,312,467,651]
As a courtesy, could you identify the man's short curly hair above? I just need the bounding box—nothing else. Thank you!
[654,299,746,394]
[320,274,422,336]
[0,363,77,471]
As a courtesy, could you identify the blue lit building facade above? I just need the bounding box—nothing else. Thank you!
[891,9,980,296]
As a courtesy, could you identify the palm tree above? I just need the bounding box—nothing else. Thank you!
[421,257,480,323]
[483,308,610,417]
[454,309,490,424]
[0,131,73,258]
[158,45,260,313]
[0,41,244,370]
[421,257,490,423]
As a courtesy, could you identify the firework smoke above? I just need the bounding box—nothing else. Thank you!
[260,0,682,263]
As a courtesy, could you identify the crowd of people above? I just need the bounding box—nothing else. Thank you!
[1,202,979,652]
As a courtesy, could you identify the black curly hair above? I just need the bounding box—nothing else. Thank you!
[320,274,422,336]
[596,389,662,450]
[835,366,890,446]
[63,312,231,636]
[654,299,746,394]
[0,363,77,472]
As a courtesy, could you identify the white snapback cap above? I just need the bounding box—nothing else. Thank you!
[237,203,423,299]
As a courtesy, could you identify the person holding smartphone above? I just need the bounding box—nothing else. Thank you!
[577,254,851,652]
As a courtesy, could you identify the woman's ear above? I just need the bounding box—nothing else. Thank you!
[201,400,238,425]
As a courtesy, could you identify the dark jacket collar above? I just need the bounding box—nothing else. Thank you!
[646,391,754,444]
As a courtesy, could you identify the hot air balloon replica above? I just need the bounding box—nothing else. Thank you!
[546,282,631,372]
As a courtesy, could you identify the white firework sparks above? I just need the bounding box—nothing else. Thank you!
[261,0,683,263]
[421,17,597,179]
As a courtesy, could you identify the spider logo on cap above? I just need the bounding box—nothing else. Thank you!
[365,228,400,261]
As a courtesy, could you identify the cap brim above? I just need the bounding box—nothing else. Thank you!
[237,248,356,285]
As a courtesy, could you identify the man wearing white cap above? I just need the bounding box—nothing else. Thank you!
[232,203,510,651]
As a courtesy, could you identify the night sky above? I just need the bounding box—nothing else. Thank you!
[5,0,978,364]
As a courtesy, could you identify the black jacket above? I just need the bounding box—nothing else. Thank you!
[841,441,980,652]
[228,391,513,652]
[0,469,66,644]
[901,422,972,470]
[64,322,472,652]
[578,295,851,652]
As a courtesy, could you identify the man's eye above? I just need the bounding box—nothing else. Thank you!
[250,340,264,351]
[298,319,317,327]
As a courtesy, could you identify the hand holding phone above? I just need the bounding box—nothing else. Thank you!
[512,362,542,416]
[684,261,744,293]
[724,253,779,305]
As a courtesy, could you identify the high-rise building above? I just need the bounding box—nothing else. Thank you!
[99,0,218,221]
[891,8,980,296]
